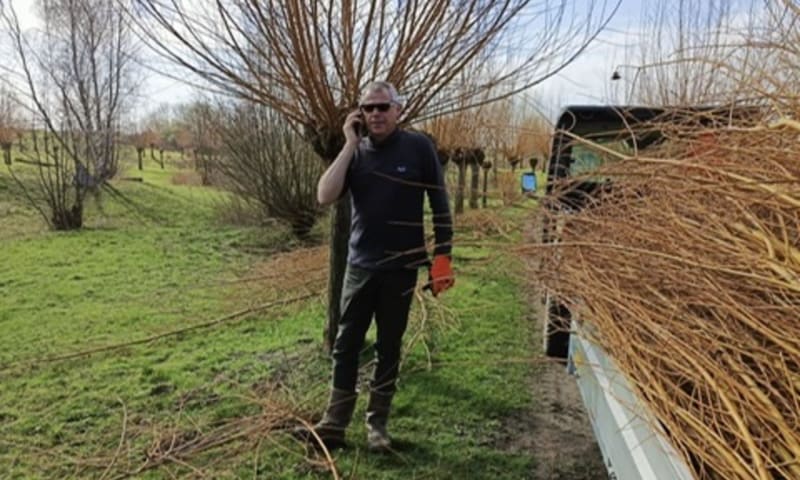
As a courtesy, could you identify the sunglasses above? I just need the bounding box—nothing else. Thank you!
[360,103,392,113]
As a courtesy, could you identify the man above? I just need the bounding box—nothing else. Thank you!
[311,81,454,451]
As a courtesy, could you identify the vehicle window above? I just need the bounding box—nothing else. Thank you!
[570,145,604,176]
[570,141,631,177]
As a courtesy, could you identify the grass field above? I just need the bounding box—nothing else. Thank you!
[0,148,588,479]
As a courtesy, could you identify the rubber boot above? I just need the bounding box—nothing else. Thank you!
[297,388,357,450]
[365,390,394,452]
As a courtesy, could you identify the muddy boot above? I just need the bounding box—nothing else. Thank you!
[365,390,394,452]
[296,388,357,450]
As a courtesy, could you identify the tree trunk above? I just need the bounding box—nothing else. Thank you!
[469,161,480,209]
[455,162,466,214]
[325,194,351,352]
[159,149,164,169]
[529,156,539,172]
[137,148,143,170]
[482,167,489,208]
[53,202,83,230]
[3,146,10,165]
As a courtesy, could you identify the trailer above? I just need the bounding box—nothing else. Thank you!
[567,322,695,479]
[539,105,757,479]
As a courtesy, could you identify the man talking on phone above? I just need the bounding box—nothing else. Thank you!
[308,81,454,451]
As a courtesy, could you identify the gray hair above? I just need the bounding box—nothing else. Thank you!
[361,81,405,107]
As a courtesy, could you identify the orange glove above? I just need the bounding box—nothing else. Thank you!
[430,255,455,296]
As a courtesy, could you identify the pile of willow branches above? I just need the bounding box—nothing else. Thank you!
[530,117,800,479]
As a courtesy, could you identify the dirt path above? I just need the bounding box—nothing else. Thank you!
[493,294,607,480]
[525,345,608,479]
[510,216,607,479]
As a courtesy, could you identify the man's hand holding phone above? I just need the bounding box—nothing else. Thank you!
[344,110,365,144]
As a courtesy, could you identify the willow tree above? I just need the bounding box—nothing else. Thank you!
[496,103,551,171]
[1,0,137,230]
[624,0,761,105]
[424,104,489,214]
[132,0,619,351]
[0,86,18,165]
[212,101,324,239]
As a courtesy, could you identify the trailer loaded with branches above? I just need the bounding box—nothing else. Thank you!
[534,105,798,480]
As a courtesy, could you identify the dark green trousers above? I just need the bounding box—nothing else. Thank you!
[332,265,417,394]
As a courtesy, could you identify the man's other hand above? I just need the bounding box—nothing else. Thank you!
[430,255,454,296]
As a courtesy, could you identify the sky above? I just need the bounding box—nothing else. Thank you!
[533,0,648,113]
[9,0,649,121]
[7,0,195,120]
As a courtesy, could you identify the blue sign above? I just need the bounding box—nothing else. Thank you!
[521,172,537,193]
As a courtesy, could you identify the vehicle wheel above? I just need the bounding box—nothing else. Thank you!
[542,292,571,360]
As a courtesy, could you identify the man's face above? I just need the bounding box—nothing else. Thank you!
[359,89,401,141]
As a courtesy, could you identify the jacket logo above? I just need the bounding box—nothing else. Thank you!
[397,166,407,173]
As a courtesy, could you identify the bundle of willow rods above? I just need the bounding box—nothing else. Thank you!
[531,118,800,480]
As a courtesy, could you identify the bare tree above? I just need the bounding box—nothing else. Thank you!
[174,126,192,161]
[424,108,486,214]
[141,102,177,166]
[213,101,324,239]
[505,109,551,174]
[131,0,620,351]
[0,85,19,165]
[178,100,221,184]
[736,2,800,113]
[1,0,138,229]
[628,0,761,105]
[139,128,160,165]
[132,129,149,169]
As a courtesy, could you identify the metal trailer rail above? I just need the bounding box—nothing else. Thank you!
[568,322,696,480]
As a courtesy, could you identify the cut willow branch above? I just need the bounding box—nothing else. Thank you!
[530,112,800,479]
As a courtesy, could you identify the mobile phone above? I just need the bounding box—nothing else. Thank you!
[355,114,367,137]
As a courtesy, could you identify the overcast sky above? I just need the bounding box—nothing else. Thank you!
[537,0,646,110]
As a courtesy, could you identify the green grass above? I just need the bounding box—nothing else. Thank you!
[0,153,544,479]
